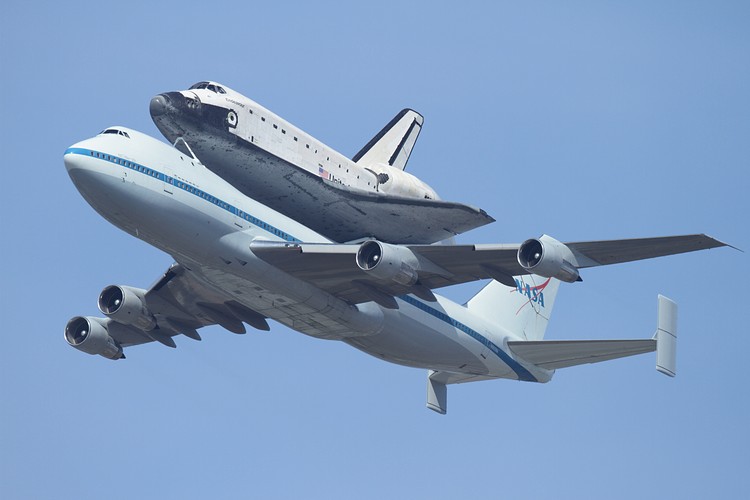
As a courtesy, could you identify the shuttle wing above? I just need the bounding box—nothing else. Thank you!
[307,187,494,244]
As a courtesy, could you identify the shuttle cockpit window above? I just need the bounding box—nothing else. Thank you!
[189,82,226,94]
[100,128,130,138]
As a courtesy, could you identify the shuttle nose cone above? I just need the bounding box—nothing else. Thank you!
[149,95,168,116]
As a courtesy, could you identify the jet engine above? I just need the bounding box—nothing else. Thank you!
[98,285,156,331]
[517,235,581,283]
[64,316,124,360]
[356,240,419,286]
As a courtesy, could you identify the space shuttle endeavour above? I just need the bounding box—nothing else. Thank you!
[150,81,492,244]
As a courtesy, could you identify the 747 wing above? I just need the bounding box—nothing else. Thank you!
[250,234,727,309]
[65,263,270,358]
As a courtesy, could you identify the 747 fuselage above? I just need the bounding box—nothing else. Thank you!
[64,128,544,386]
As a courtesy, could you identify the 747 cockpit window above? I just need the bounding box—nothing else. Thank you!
[100,129,130,138]
[189,81,226,94]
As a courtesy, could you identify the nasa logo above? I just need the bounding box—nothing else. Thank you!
[514,278,551,309]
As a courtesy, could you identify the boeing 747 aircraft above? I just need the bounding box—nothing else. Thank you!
[64,126,727,413]
[149,81,493,244]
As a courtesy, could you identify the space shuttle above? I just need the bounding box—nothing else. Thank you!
[150,81,492,244]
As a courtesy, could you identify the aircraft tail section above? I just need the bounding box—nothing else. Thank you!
[466,275,561,341]
[353,109,423,171]
[506,295,676,376]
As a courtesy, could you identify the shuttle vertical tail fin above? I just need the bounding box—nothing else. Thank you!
[466,275,561,341]
[353,109,423,171]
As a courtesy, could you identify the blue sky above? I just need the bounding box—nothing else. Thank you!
[2,1,748,498]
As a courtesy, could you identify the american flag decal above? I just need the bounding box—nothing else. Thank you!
[318,166,330,180]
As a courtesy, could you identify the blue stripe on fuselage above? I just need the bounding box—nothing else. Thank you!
[65,147,537,381]
[64,147,300,243]
[399,295,538,382]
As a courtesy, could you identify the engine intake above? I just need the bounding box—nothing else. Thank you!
[65,316,123,360]
[98,285,156,331]
[356,240,419,286]
[517,235,581,283]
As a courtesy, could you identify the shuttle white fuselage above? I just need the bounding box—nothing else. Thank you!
[153,82,436,199]
[150,82,492,244]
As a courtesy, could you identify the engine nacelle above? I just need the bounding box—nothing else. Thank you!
[356,240,419,286]
[98,285,156,331]
[517,234,581,283]
[64,316,124,360]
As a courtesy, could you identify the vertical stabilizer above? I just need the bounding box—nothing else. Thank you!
[654,295,677,377]
[352,109,423,171]
[466,276,561,341]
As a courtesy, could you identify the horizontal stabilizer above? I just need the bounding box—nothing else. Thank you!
[508,339,656,370]
[509,295,678,375]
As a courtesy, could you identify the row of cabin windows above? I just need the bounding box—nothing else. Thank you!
[173,180,295,241]
[170,179,225,208]
[90,151,156,178]
[88,147,299,242]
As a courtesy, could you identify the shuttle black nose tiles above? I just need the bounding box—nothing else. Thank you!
[151,92,199,119]
[149,95,168,116]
